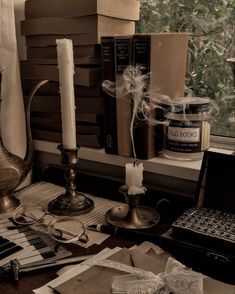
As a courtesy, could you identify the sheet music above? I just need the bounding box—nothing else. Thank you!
[15,181,122,248]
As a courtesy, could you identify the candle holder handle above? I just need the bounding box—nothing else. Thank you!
[105,185,160,229]
[48,144,94,216]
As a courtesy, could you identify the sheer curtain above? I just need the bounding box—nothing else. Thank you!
[0,0,26,158]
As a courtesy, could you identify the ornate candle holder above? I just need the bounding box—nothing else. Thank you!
[105,185,160,229]
[48,144,94,216]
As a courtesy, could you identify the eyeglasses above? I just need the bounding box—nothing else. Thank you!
[12,203,88,244]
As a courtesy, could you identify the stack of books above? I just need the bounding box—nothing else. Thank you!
[101,33,189,159]
[20,0,140,149]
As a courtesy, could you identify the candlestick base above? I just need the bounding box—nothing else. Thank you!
[105,185,160,229]
[48,144,94,216]
[48,191,94,216]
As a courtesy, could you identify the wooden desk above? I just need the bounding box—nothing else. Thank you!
[1,166,234,292]
[1,208,234,293]
[0,212,174,294]
[0,238,134,294]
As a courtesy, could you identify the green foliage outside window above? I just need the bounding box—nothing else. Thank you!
[137,0,235,137]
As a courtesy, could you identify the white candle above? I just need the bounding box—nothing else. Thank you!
[56,38,76,149]
[125,162,145,195]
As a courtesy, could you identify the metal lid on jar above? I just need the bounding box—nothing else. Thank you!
[162,97,211,115]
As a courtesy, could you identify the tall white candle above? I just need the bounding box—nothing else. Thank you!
[125,162,145,195]
[56,38,76,149]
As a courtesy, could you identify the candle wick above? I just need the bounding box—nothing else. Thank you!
[133,160,139,166]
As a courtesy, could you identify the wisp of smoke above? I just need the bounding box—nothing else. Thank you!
[102,65,218,159]
[102,65,171,158]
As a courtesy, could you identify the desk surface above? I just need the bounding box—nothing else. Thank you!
[0,212,173,294]
[1,211,234,293]
[0,237,135,294]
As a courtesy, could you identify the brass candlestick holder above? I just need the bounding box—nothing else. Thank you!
[105,185,160,229]
[48,144,94,216]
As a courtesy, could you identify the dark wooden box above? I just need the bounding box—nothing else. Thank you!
[161,150,235,284]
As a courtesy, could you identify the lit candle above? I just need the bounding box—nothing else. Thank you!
[56,38,76,149]
[125,162,145,195]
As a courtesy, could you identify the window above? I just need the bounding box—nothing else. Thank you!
[137,0,235,141]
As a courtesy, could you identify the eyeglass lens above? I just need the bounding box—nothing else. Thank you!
[12,204,88,244]
[13,204,46,225]
[48,217,88,243]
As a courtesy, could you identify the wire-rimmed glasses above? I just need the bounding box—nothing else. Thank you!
[12,203,89,244]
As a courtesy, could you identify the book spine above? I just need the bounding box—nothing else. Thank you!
[26,45,101,60]
[28,96,104,113]
[115,37,132,157]
[20,62,101,87]
[101,37,118,154]
[22,80,102,97]
[132,35,158,159]
[32,129,103,148]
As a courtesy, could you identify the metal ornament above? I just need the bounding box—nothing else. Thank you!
[48,144,94,216]
[0,254,94,281]
[0,80,48,214]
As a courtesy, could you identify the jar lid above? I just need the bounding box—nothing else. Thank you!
[162,97,211,114]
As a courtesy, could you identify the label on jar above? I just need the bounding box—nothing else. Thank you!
[164,120,203,153]
[168,126,200,142]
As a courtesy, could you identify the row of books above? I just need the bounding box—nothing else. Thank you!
[101,33,189,159]
[21,0,140,149]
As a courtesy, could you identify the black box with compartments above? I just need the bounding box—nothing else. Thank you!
[161,150,235,284]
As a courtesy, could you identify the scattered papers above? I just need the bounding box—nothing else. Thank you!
[33,242,235,294]
[33,247,122,294]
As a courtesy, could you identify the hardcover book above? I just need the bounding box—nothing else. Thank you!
[29,96,104,113]
[25,0,140,21]
[25,32,125,47]
[22,79,102,97]
[25,33,103,47]
[115,36,133,157]
[132,33,189,159]
[20,61,101,87]
[32,128,103,149]
[26,45,101,60]
[31,116,102,135]
[101,36,117,154]
[32,112,104,125]
[26,57,100,66]
[21,15,135,36]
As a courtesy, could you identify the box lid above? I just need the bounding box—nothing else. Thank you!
[195,150,235,213]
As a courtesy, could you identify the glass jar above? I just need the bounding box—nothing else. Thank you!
[163,97,211,160]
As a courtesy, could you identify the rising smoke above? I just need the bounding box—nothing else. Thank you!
[102,65,218,158]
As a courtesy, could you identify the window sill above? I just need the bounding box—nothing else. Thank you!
[34,140,233,182]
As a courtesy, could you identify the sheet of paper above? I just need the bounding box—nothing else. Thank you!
[15,181,122,247]
[33,247,122,294]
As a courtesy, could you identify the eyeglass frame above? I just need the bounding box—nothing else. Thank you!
[11,203,89,244]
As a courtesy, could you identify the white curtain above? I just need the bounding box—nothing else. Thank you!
[0,0,26,159]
